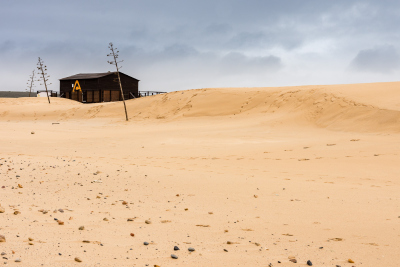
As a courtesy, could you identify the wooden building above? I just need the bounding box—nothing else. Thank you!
[59,72,139,103]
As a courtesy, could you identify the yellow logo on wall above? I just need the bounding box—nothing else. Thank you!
[72,80,82,92]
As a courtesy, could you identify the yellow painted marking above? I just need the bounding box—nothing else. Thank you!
[72,80,82,92]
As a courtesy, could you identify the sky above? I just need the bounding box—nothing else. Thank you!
[1,0,400,92]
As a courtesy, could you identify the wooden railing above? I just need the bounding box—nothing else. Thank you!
[139,91,166,97]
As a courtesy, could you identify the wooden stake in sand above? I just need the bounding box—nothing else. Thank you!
[26,69,35,97]
[107,42,128,121]
[36,57,52,104]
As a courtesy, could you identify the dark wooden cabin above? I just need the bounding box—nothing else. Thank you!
[59,72,139,103]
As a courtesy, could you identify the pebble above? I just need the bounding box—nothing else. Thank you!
[143,242,149,245]
[0,235,5,242]
[127,218,134,221]
[223,249,228,252]
[78,226,85,230]
[14,211,20,215]
[307,260,313,266]
[171,254,178,259]
[74,257,82,262]
[103,218,108,221]
[145,220,151,224]
[0,206,5,213]
[1,252,5,255]
[348,259,354,263]
[174,246,180,251]
[15,258,21,262]
[188,247,195,252]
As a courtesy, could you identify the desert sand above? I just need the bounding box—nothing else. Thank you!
[0,82,399,266]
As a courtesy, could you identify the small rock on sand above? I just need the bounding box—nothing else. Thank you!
[0,206,5,213]
[171,254,178,259]
[15,258,21,262]
[74,257,82,262]
[0,235,6,242]
[188,247,195,252]
[144,242,149,245]
[145,220,151,224]
[174,246,180,251]
[78,226,85,230]
[307,260,313,266]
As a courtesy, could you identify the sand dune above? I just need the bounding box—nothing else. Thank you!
[1,82,400,133]
[0,82,399,266]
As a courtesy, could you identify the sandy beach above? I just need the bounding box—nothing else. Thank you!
[0,82,399,266]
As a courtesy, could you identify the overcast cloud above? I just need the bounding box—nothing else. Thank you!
[1,0,400,92]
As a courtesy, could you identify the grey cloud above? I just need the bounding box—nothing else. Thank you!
[219,52,282,75]
[350,46,400,73]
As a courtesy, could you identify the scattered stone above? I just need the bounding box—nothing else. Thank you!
[15,258,21,262]
[58,209,64,213]
[31,131,35,134]
[254,242,260,246]
[289,259,297,263]
[145,220,151,224]
[223,249,228,252]
[29,242,34,245]
[18,184,23,188]
[74,257,82,262]
[130,233,135,237]
[227,241,233,244]
[0,206,4,213]
[188,247,195,252]
[58,221,64,225]
[174,246,180,251]
[348,259,354,263]
[307,260,313,266]
[254,195,258,198]
[103,218,108,221]
[127,218,134,221]
[28,238,34,241]
[171,254,178,259]
[78,226,85,230]
[14,211,20,215]
[82,240,90,243]
[144,242,149,246]
[1,252,5,255]
[122,201,128,205]
[0,235,5,242]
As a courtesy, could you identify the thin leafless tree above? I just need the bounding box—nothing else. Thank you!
[107,42,128,121]
[37,57,52,103]
[26,69,35,97]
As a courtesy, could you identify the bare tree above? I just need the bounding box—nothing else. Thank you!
[26,69,35,97]
[37,57,52,104]
[107,42,128,121]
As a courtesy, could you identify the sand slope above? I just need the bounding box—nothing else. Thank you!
[1,82,400,133]
[0,82,399,266]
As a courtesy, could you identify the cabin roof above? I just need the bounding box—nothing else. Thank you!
[59,72,139,81]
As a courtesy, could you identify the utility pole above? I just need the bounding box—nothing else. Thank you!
[37,57,52,104]
[26,69,35,97]
[107,42,128,121]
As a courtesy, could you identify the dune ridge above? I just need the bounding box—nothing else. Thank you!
[1,82,400,133]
